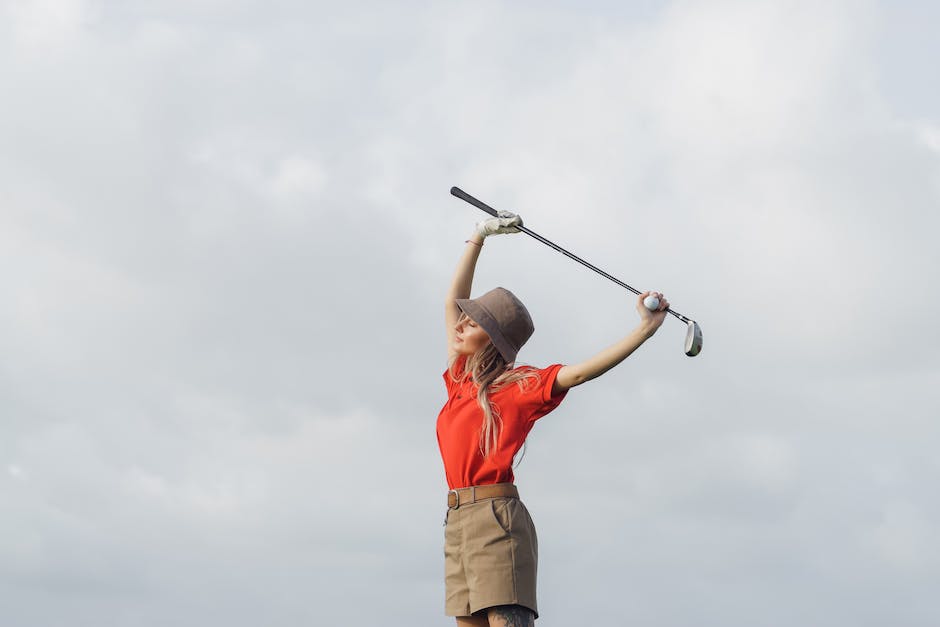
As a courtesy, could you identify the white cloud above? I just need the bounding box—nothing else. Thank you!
[916,121,940,154]
[269,156,326,200]
[6,0,94,48]
[865,500,936,572]
[2,1,939,626]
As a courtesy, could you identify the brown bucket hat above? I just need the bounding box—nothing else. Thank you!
[456,287,534,364]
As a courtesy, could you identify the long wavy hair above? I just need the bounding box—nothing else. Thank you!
[449,314,541,458]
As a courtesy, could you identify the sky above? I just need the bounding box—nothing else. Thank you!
[1,0,939,625]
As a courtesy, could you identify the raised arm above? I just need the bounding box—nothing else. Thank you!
[445,212,522,359]
[445,235,484,358]
[551,292,669,394]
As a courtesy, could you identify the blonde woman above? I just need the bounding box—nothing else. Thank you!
[439,210,669,626]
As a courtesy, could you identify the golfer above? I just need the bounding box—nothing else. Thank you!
[439,210,669,626]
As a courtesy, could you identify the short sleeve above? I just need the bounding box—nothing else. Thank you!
[516,363,568,422]
[536,363,568,405]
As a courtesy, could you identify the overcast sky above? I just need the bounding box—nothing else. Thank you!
[2,1,939,625]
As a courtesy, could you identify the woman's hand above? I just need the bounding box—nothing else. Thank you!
[637,290,669,336]
[475,210,522,238]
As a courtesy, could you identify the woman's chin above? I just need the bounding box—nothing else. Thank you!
[453,344,473,356]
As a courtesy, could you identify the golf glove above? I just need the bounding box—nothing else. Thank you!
[476,211,522,237]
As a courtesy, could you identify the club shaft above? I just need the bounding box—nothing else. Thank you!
[450,186,692,325]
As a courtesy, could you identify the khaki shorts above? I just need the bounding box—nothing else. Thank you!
[443,487,539,618]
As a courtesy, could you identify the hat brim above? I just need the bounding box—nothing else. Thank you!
[455,298,518,364]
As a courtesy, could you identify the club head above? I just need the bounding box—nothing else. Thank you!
[685,321,703,357]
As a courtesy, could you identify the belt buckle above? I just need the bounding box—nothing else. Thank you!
[448,489,459,510]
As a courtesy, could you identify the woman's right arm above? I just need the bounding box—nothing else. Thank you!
[551,292,668,394]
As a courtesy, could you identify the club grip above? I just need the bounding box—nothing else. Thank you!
[450,186,499,217]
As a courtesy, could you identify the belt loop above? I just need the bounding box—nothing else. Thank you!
[470,486,476,504]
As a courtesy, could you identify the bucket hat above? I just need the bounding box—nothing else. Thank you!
[456,287,534,364]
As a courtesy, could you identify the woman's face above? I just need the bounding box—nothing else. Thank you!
[453,315,491,355]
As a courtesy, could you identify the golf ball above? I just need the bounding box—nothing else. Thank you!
[643,294,660,310]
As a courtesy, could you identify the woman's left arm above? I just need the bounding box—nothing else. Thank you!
[552,292,668,395]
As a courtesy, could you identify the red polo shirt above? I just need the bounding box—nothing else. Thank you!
[437,358,568,490]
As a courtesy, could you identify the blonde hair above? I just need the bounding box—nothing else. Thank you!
[449,314,540,458]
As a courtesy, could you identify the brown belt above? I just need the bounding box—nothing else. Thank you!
[447,483,519,509]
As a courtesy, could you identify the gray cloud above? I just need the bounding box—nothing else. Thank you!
[2,1,939,626]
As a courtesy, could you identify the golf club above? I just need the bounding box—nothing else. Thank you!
[451,186,703,357]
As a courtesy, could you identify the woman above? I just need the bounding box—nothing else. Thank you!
[438,210,668,626]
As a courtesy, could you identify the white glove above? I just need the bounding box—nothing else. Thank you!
[475,210,522,237]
